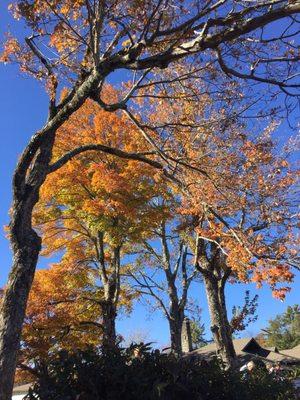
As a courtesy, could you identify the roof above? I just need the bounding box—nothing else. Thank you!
[266,346,279,353]
[12,383,32,395]
[188,338,300,364]
[234,338,262,356]
[266,351,291,362]
[190,338,257,357]
[281,344,300,359]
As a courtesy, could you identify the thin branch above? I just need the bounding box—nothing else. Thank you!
[217,49,300,89]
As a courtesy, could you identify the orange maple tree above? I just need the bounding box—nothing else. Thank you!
[14,264,100,384]
[180,128,298,296]
[31,88,168,351]
[144,93,298,297]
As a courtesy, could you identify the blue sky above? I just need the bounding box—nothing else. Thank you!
[0,1,299,348]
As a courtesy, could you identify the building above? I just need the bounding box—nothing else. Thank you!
[280,344,300,360]
[187,337,300,366]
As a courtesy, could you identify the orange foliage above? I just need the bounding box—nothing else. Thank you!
[19,87,169,375]
[139,92,299,299]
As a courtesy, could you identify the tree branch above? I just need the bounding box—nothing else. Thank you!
[217,49,300,89]
[49,144,163,173]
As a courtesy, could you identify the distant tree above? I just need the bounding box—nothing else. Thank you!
[190,318,207,350]
[255,332,267,348]
[262,305,300,350]
[124,330,152,347]
[129,219,200,355]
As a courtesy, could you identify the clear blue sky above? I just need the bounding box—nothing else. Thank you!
[0,1,299,347]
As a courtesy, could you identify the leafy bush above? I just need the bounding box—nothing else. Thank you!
[26,344,296,400]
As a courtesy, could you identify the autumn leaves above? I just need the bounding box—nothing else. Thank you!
[1,1,300,397]
[12,84,296,377]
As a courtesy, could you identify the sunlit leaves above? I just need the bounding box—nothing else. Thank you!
[152,92,299,298]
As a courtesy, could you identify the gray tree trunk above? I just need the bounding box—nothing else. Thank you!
[99,245,120,349]
[168,305,184,355]
[161,235,188,356]
[0,71,103,399]
[204,276,236,367]
[0,133,55,400]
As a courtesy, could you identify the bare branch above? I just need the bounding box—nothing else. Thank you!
[217,49,300,89]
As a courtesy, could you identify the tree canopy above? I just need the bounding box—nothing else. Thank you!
[1,1,300,397]
[262,304,300,350]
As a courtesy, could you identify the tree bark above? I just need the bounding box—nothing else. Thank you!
[204,276,236,367]
[101,300,117,348]
[168,304,184,355]
[0,233,41,399]
[98,244,120,349]
[0,133,55,400]
[161,231,188,356]
[0,70,104,399]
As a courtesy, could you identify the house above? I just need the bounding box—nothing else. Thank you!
[187,337,300,366]
[12,383,32,400]
[281,344,300,360]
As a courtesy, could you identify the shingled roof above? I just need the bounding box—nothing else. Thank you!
[188,338,300,364]
[281,344,300,359]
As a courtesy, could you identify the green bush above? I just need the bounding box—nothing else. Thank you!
[26,344,296,400]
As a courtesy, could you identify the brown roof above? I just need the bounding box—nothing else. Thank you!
[13,383,32,395]
[234,338,259,356]
[189,338,300,364]
[266,351,290,362]
[190,338,253,357]
[266,346,279,353]
[267,352,300,363]
[281,344,300,359]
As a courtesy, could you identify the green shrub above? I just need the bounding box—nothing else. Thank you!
[26,344,296,400]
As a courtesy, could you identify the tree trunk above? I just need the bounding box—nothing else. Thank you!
[0,134,55,400]
[168,308,184,355]
[204,276,236,367]
[101,300,117,348]
[0,71,103,399]
[0,231,41,399]
[99,246,121,349]
[167,275,184,355]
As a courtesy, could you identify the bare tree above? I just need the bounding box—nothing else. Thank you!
[1,1,300,397]
[130,220,199,355]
